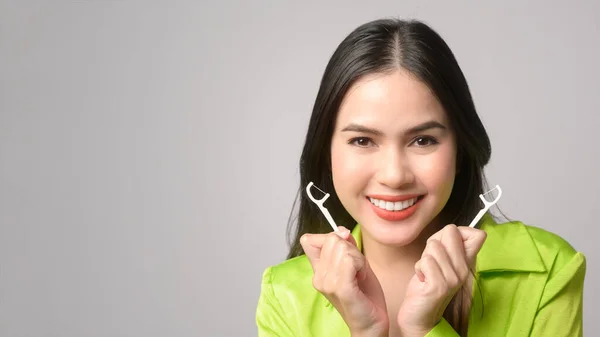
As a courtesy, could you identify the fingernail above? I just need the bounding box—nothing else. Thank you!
[337,227,350,238]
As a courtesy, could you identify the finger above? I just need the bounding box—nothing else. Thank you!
[308,233,339,289]
[343,228,359,248]
[344,243,368,281]
[327,234,363,273]
[335,226,352,240]
[338,253,365,290]
[457,227,487,266]
[415,255,445,293]
[320,232,343,265]
[300,234,325,267]
[300,226,352,264]
[328,239,349,281]
[322,238,364,293]
[415,264,425,282]
[323,230,355,283]
[422,239,459,287]
[334,226,363,253]
[431,225,468,281]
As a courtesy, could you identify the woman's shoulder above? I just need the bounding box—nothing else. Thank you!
[494,218,576,250]
[479,215,586,276]
[261,254,314,288]
[259,254,325,308]
[257,254,337,331]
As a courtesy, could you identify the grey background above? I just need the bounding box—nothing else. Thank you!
[0,1,597,336]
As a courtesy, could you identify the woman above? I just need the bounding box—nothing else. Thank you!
[256,18,586,337]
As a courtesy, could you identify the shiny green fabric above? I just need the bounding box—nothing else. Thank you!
[256,214,586,336]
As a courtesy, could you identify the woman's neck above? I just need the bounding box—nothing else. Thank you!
[361,223,440,274]
[361,223,442,336]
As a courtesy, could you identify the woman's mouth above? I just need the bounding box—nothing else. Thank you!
[366,195,424,221]
[368,196,422,211]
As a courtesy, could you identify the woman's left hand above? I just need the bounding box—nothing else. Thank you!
[396,224,487,337]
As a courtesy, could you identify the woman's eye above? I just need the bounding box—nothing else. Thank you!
[349,137,373,147]
[413,136,439,147]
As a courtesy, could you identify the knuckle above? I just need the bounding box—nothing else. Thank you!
[425,279,447,298]
[426,234,436,244]
[341,255,354,266]
[338,244,351,258]
[325,233,340,246]
[335,237,347,248]
[357,255,366,269]
[312,276,322,291]
[448,224,460,235]
[322,280,338,294]
[436,279,450,297]
[457,265,470,281]
[337,284,354,298]
[446,274,460,288]
[421,255,434,265]
[427,239,442,251]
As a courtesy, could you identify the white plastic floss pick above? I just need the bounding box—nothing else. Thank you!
[306,181,503,230]
[468,185,503,228]
[305,182,339,232]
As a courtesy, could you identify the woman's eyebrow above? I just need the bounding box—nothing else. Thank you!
[340,120,446,136]
[405,120,447,135]
[340,123,384,136]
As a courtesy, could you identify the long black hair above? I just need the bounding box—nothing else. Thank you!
[286,18,493,335]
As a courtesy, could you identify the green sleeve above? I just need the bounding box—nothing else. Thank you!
[424,318,460,337]
[529,252,586,336]
[256,267,296,337]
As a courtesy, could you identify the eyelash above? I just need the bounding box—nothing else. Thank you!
[347,136,439,147]
[413,136,439,147]
[348,137,374,147]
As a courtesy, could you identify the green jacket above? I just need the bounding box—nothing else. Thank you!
[256,214,586,336]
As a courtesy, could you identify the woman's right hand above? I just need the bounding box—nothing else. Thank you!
[300,227,389,337]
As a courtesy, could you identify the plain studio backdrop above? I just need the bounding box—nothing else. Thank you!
[0,1,598,336]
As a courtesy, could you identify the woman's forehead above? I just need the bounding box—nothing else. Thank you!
[336,70,447,127]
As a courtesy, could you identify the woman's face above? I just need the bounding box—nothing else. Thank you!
[330,69,457,247]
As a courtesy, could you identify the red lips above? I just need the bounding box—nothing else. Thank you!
[368,196,422,221]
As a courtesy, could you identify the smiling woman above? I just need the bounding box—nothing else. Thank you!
[256,18,586,337]
[331,70,457,249]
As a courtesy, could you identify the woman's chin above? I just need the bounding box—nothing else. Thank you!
[361,219,426,247]
[377,232,421,247]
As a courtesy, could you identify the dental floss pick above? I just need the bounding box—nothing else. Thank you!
[305,182,339,232]
[468,185,503,228]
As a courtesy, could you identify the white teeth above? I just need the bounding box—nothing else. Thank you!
[369,196,419,211]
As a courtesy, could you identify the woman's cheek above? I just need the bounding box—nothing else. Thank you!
[414,147,456,192]
[331,146,373,204]
[333,144,365,176]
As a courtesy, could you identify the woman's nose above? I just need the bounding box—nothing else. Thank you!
[375,149,415,189]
